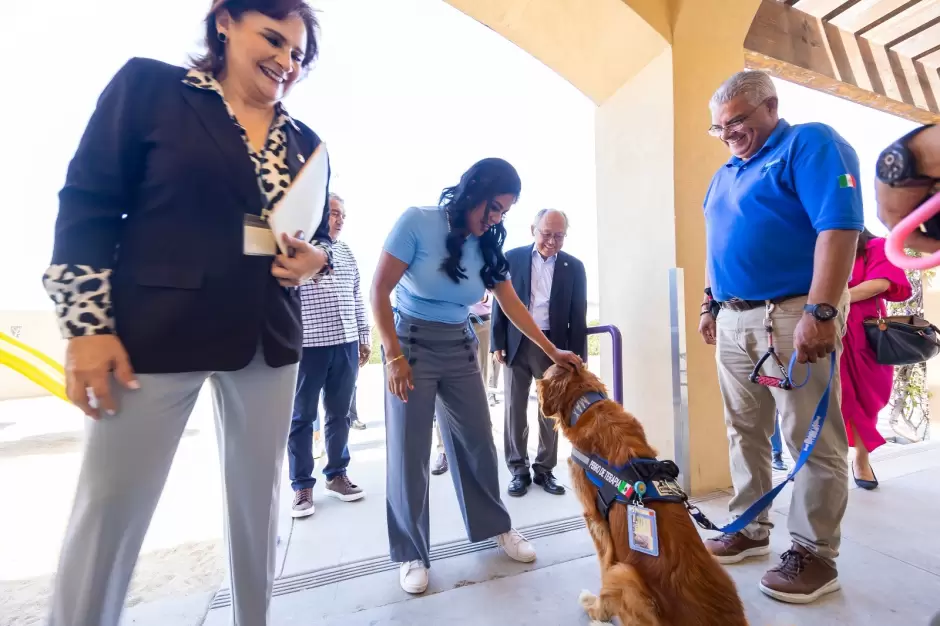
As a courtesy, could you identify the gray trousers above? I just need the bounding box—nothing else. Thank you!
[504,337,558,478]
[433,317,498,454]
[385,313,511,568]
[49,349,298,626]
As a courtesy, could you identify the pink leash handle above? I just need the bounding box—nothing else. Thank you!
[885,192,940,270]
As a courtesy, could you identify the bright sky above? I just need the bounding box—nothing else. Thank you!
[0,0,920,314]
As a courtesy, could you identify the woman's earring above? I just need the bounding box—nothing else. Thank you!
[218,32,228,43]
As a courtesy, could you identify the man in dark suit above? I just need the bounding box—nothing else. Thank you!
[491,209,588,497]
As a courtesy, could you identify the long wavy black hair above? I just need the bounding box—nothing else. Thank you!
[439,158,521,288]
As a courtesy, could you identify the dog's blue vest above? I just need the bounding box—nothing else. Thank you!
[567,391,688,521]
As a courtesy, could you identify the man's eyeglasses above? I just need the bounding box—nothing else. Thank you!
[538,231,566,243]
[707,99,768,137]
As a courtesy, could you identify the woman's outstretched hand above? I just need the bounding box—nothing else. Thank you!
[549,348,582,371]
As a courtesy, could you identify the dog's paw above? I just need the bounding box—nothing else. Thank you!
[588,621,614,626]
[578,589,597,609]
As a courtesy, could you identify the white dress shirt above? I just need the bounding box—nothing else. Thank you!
[529,247,557,331]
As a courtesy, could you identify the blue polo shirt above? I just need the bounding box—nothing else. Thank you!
[704,120,864,302]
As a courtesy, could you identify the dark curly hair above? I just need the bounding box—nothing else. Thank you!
[191,0,320,77]
[439,158,521,288]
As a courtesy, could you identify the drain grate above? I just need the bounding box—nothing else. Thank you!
[209,491,730,610]
[209,515,584,609]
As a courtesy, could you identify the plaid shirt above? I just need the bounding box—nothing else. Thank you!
[299,240,370,347]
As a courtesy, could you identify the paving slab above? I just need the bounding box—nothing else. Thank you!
[199,446,940,626]
[205,506,940,625]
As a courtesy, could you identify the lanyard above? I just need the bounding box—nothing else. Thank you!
[687,350,835,534]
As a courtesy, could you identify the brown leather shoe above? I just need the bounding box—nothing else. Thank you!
[759,543,840,604]
[325,475,365,502]
[291,488,315,519]
[704,532,771,564]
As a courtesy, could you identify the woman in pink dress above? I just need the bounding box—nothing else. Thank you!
[841,230,912,489]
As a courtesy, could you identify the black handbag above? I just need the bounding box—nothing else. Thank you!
[863,306,940,366]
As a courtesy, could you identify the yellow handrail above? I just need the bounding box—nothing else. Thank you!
[0,332,65,374]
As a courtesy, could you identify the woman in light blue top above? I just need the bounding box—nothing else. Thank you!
[371,158,582,594]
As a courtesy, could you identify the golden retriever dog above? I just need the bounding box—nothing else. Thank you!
[536,364,748,626]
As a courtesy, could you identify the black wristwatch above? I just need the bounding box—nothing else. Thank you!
[876,124,936,188]
[804,303,838,322]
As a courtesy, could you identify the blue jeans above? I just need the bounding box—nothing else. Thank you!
[347,383,358,421]
[770,414,783,455]
[288,342,359,490]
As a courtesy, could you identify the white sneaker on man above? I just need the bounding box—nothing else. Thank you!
[496,528,536,563]
[399,560,429,594]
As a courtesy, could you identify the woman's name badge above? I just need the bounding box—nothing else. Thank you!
[628,505,660,557]
[244,214,277,256]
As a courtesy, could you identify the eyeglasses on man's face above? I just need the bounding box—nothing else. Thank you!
[538,230,566,243]
[707,99,768,137]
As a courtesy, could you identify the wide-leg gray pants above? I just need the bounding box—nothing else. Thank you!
[48,349,298,626]
[385,313,512,568]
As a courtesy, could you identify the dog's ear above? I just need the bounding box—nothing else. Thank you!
[537,369,570,419]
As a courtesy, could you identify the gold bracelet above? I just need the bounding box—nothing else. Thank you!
[386,354,405,367]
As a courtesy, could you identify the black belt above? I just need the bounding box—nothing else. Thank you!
[719,294,804,312]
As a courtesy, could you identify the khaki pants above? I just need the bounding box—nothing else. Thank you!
[472,318,500,388]
[715,294,849,566]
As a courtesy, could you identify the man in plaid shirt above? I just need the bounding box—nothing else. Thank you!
[288,193,372,518]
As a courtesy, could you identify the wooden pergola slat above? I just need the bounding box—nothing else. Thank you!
[791,0,857,19]
[830,0,920,34]
[863,0,940,46]
[756,0,940,123]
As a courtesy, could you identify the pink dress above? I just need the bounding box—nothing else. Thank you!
[840,237,912,452]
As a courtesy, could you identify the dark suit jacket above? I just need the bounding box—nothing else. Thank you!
[491,245,588,366]
[49,57,331,374]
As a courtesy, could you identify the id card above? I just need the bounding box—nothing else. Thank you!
[244,214,278,256]
[628,505,659,557]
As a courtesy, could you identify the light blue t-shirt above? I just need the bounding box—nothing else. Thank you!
[384,206,493,324]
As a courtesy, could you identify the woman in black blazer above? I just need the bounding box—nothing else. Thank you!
[42,2,329,624]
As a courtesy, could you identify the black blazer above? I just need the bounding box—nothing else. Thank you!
[491,245,588,365]
[49,57,331,374]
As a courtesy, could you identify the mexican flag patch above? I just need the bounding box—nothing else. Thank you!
[838,173,856,188]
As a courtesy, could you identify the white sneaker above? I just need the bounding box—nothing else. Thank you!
[399,560,429,594]
[496,528,536,563]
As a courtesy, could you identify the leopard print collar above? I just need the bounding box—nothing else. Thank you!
[182,69,300,133]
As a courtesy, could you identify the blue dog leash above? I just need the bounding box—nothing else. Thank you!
[686,351,836,534]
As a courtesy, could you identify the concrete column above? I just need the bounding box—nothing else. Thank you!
[596,0,761,495]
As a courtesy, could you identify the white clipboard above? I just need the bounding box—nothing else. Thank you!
[268,142,329,255]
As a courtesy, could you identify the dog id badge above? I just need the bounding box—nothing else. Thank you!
[244,214,278,256]
[628,505,660,557]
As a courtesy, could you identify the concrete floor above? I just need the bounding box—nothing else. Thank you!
[5,361,939,625]
[192,442,940,626]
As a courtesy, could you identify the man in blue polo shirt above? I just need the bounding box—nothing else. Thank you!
[698,70,862,604]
